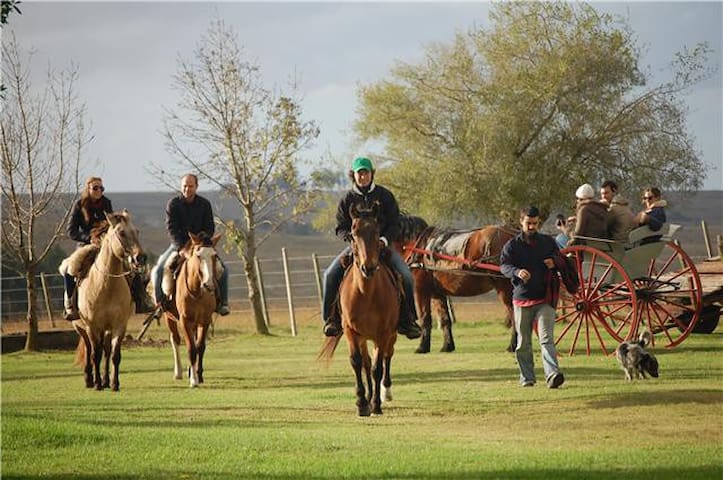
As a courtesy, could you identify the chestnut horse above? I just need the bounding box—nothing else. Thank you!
[164,232,221,388]
[395,215,517,353]
[67,210,146,391]
[319,204,401,416]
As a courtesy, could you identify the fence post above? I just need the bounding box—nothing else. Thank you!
[281,248,297,336]
[39,272,55,328]
[311,253,323,322]
[254,257,270,327]
[701,220,713,259]
[718,235,723,259]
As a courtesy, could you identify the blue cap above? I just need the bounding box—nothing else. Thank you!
[351,157,374,172]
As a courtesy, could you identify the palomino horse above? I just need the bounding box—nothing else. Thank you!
[70,210,146,391]
[395,215,517,353]
[319,204,401,416]
[164,232,221,388]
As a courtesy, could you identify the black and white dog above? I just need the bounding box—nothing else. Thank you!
[615,331,659,381]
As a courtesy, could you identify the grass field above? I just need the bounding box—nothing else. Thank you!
[2,308,722,480]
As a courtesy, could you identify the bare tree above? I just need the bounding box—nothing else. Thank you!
[160,19,320,334]
[1,33,89,350]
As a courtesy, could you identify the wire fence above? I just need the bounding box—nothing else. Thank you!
[1,248,502,334]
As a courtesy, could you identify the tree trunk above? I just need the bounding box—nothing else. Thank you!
[24,270,39,351]
[242,226,269,335]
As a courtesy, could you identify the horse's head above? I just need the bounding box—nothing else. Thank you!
[349,203,381,278]
[104,210,146,270]
[187,231,222,292]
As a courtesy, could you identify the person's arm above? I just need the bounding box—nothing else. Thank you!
[334,195,352,242]
[67,201,88,244]
[499,241,519,280]
[646,208,665,231]
[166,198,186,249]
[379,189,400,246]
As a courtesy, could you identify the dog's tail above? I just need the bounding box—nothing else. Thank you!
[638,330,653,348]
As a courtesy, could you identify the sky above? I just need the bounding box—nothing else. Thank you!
[6,1,723,192]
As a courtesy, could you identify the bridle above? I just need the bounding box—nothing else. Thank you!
[92,219,142,278]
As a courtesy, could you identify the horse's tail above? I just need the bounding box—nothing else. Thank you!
[317,335,342,365]
[74,338,86,368]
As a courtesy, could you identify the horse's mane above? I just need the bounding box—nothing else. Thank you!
[398,214,430,243]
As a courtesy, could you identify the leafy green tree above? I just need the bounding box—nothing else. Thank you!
[1,34,88,350]
[159,19,320,335]
[355,2,712,223]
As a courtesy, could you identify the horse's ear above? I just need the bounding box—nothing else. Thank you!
[105,212,118,226]
[371,201,380,219]
[349,203,361,219]
[189,232,200,244]
[211,232,222,247]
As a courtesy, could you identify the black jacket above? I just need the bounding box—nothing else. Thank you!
[67,197,113,245]
[335,183,400,243]
[166,194,215,249]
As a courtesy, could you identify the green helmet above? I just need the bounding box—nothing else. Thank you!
[351,156,374,172]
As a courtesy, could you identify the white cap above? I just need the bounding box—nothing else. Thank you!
[575,183,594,200]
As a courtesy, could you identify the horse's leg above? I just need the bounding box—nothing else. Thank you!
[109,333,123,392]
[182,319,199,388]
[496,283,517,353]
[167,316,183,380]
[348,334,370,417]
[75,327,94,388]
[381,341,394,403]
[102,332,111,389]
[361,341,372,403]
[414,290,433,354]
[91,332,104,390]
[434,295,456,352]
[195,323,209,384]
[370,345,384,415]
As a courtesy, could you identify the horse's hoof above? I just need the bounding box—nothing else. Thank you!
[174,374,182,380]
[111,385,120,392]
[414,346,430,354]
[358,407,371,417]
[440,345,455,353]
[95,384,103,391]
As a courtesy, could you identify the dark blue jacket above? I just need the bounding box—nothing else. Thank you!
[646,206,666,231]
[166,194,215,250]
[500,232,560,302]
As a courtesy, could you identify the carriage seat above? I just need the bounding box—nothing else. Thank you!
[626,223,680,249]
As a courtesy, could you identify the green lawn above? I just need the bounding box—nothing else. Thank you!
[2,319,721,479]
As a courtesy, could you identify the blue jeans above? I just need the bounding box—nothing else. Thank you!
[154,245,229,306]
[514,303,561,385]
[322,246,417,322]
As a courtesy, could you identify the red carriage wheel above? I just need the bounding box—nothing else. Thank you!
[632,241,702,348]
[556,246,639,355]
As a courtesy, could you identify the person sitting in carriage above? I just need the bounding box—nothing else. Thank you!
[567,183,609,246]
[635,186,667,231]
[321,156,422,339]
[60,176,155,320]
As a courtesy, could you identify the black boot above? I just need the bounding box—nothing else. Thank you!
[131,274,156,314]
[397,302,422,339]
[323,311,342,337]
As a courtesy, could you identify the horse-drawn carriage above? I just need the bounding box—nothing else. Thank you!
[400,219,704,356]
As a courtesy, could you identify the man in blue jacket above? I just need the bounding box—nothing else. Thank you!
[500,206,565,389]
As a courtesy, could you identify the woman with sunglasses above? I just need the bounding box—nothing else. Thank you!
[62,177,113,320]
[63,177,154,320]
[635,187,667,231]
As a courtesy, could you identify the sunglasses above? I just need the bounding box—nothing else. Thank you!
[642,196,654,200]
[91,185,105,192]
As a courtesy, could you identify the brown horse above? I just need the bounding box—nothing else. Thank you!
[395,215,517,354]
[319,204,401,416]
[164,232,221,388]
[67,210,146,391]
